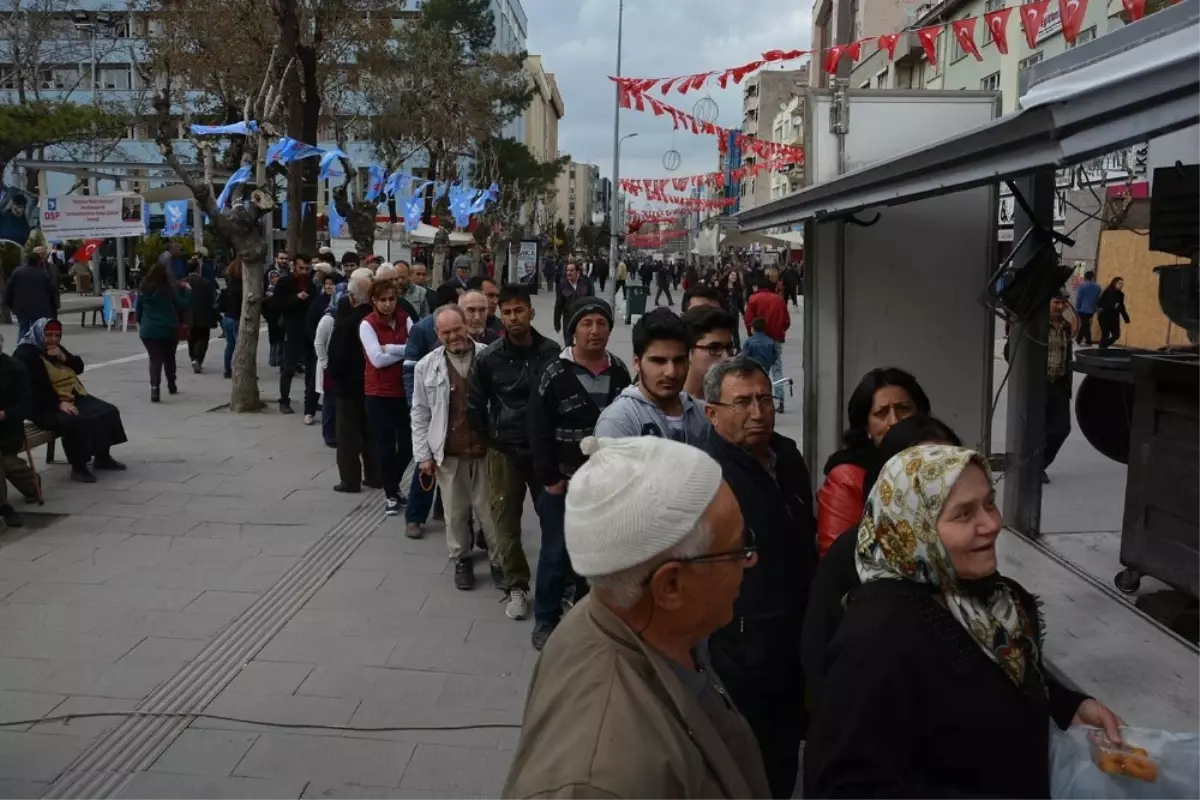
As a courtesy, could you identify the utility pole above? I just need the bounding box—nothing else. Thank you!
[604,0,624,317]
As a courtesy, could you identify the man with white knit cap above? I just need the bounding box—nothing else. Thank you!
[504,436,770,800]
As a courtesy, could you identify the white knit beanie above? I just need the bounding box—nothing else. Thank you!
[565,436,724,577]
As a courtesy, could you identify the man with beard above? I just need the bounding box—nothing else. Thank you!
[411,305,496,589]
[527,297,631,650]
[269,253,315,416]
[552,261,591,342]
[467,284,560,621]
[595,308,709,444]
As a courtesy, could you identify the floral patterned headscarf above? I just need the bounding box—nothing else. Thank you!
[854,444,1038,686]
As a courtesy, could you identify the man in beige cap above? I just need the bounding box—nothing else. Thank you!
[504,436,770,800]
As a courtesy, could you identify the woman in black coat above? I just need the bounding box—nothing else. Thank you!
[804,443,1123,799]
[1097,276,1131,348]
[13,319,128,483]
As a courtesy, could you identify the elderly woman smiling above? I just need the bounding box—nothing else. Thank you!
[804,444,1122,798]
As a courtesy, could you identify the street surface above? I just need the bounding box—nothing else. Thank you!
[0,287,1164,798]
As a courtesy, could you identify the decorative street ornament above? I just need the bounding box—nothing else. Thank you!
[692,95,719,125]
[662,149,682,171]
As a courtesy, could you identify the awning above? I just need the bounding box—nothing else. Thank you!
[735,0,1200,232]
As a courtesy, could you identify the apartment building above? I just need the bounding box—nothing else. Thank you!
[555,161,599,234]
[739,65,808,212]
[811,0,921,87]
[769,94,806,205]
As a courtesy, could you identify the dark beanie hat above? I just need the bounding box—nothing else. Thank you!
[566,297,614,341]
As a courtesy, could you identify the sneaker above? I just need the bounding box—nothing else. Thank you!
[303,414,315,425]
[531,621,556,651]
[384,497,401,516]
[505,588,530,621]
[454,558,475,590]
[191,359,201,374]
[404,522,423,539]
[0,505,24,528]
[278,401,295,415]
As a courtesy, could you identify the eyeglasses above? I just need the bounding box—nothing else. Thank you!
[642,530,757,586]
[709,394,775,412]
[693,343,738,358]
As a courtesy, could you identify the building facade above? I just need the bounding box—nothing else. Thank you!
[554,161,599,234]
[739,66,808,212]
[811,0,922,88]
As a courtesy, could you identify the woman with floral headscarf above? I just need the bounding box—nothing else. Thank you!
[803,444,1122,798]
[13,318,128,484]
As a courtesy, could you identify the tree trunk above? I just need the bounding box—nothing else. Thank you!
[349,202,377,257]
[297,44,321,255]
[231,228,267,412]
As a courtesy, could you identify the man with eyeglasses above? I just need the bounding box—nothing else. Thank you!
[699,355,817,800]
[504,435,771,799]
[681,306,738,401]
[594,309,709,444]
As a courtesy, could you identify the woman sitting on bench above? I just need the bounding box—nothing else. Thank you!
[14,319,129,484]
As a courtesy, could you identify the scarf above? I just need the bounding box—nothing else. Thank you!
[854,444,1038,686]
[18,318,53,348]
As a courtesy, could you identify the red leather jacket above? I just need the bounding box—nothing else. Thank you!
[816,463,867,557]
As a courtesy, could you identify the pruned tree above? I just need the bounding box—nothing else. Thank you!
[152,45,292,412]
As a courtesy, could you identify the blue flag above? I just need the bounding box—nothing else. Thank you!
[319,149,350,181]
[365,165,387,202]
[191,121,260,137]
[402,181,433,232]
[163,200,190,236]
[216,164,252,210]
[266,137,324,165]
[328,203,347,238]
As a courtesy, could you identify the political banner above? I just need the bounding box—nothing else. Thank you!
[163,200,190,236]
[41,195,147,239]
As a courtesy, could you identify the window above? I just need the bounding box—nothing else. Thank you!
[983,0,1005,43]
[1068,26,1097,48]
[875,69,887,88]
[858,79,870,88]
[96,66,132,90]
[980,71,1001,91]
[1019,51,1044,71]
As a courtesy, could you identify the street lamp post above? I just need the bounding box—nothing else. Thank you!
[605,0,628,317]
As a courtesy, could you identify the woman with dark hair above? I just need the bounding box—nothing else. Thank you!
[816,367,930,556]
[802,415,961,699]
[218,259,243,379]
[136,261,191,402]
[1097,276,1130,348]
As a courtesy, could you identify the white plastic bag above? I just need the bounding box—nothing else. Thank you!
[1050,723,1200,799]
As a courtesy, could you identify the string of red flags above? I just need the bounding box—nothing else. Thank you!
[626,229,688,249]
[610,0,1106,91]
[619,159,781,196]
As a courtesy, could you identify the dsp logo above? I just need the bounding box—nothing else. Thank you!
[43,211,61,221]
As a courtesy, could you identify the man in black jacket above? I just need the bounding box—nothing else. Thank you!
[467,285,561,622]
[699,355,817,799]
[327,270,380,492]
[270,254,316,416]
[4,254,58,340]
[527,297,631,650]
[0,335,38,528]
[183,257,219,374]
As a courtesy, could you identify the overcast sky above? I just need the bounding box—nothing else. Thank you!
[523,0,814,195]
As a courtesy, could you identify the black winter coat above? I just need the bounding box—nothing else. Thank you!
[803,578,1088,799]
[3,264,57,321]
[528,352,631,486]
[467,328,561,458]
[183,274,219,329]
[12,344,85,431]
[326,297,371,398]
[218,277,242,319]
[0,353,30,453]
[269,274,315,351]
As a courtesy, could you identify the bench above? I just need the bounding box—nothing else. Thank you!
[22,422,57,504]
[78,303,104,327]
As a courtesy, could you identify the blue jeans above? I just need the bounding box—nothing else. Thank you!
[534,490,588,625]
[220,315,238,374]
[770,342,785,401]
[321,392,337,446]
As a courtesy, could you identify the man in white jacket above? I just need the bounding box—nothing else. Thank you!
[411,305,498,590]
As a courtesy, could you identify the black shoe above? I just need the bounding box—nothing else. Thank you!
[191,359,202,374]
[278,401,295,415]
[0,505,24,528]
[70,466,97,484]
[93,456,126,471]
[333,482,361,493]
[167,382,178,395]
[531,621,556,651]
[454,558,475,591]
[1041,471,1051,485]
[151,386,161,403]
[223,371,232,379]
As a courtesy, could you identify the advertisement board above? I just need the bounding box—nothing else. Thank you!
[41,195,147,240]
[514,239,539,285]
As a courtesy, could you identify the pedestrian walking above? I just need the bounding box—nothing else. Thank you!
[135,261,191,403]
[183,256,219,374]
[3,253,58,340]
[1097,276,1131,348]
[1073,270,1101,345]
[217,260,243,379]
[270,254,317,416]
[552,261,591,342]
[743,276,790,412]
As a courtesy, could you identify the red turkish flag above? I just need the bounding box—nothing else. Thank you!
[877,33,901,60]
[1058,0,1089,44]
[917,26,942,67]
[672,178,688,191]
[822,44,845,74]
[1120,0,1146,18]
[984,7,1015,53]
[846,40,864,61]
[951,18,982,61]
[74,239,102,263]
[1019,0,1051,50]
[660,77,680,95]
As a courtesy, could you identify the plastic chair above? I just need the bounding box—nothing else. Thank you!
[107,291,137,332]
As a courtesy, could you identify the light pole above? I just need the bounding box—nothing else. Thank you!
[605,0,627,317]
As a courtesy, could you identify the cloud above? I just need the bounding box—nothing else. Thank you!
[524,0,813,196]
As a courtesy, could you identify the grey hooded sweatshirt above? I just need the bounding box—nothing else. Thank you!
[594,385,711,444]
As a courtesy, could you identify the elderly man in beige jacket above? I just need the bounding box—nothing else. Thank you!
[504,435,770,800]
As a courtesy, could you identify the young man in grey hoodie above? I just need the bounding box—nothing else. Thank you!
[594,308,711,444]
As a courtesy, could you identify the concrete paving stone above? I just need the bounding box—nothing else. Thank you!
[184,590,260,617]
[276,608,353,637]
[0,541,63,561]
[0,690,67,730]
[116,771,308,799]
[417,590,517,622]
[86,501,182,520]
[341,610,474,645]
[436,672,529,714]
[116,636,209,670]
[300,782,401,799]
[64,659,184,700]
[0,602,129,635]
[297,665,448,707]
[63,583,204,612]
[465,618,537,651]
[300,583,429,614]
[0,778,49,798]
[128,514,222,537]
[94,487,172,507]
[113,610,237,641]
[0,730,94,782]
[258,632,398,668]
[186,522,245,539]
[225,661,315,696]
[345,701,518,749]
[39,560,138,585]
[319,569,389,593]
[339,551,449,575]
[234,732,415,788]
[39,514,131,535]
[183,473,235,493]
[149,729,260,777]
[4,581,85,606]
[32,694,133,738]
[0,628,145,664]
[399,743,511,797]
[0,580,28,602]
[194,691,361,736]
[385,639,525,678]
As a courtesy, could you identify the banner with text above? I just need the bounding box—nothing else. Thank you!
[41,195,148,240]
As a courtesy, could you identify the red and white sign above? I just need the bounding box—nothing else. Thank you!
[41,195,146,240]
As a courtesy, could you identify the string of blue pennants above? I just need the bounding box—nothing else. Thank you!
[189,124,499,232]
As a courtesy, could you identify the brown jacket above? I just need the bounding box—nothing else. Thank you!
[503,597,771,799]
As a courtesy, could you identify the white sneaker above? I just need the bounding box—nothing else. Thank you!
[303,414,315,425]
[505,588,530,621]
[384,497,400,516]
